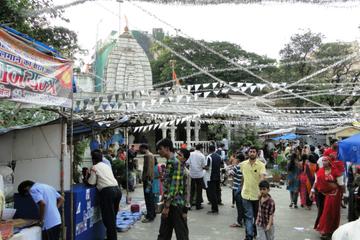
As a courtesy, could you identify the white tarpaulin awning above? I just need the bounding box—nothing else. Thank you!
[259,127,296,136]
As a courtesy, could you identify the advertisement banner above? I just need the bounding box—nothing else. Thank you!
[0,28,73,107]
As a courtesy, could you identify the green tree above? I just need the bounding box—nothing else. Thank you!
[0,101,58,128]
[277,30,360,108]
[0,0,82,128]
[150,36,277,86]
[311,42,360,107]
[132,30,154,61]
[0,0,81,58]
[279,30,323,81]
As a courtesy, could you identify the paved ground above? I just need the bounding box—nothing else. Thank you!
[118,183,348,240]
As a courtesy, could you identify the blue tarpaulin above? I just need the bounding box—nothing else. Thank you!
[0,24,62,57]
[272,133,299,141]
[338,133,360,163]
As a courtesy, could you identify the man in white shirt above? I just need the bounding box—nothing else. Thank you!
[216,144,227,162]
[332,218,360,240]
[222,137,229,154]
[186,144,206,210]
[88,149,121,240]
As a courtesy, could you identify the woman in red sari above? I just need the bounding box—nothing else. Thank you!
[300,154,317,209]
[314,156,345,240]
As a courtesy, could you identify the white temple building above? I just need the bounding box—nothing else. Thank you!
[104,27,153,92]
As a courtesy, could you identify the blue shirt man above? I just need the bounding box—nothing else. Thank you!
[18,181,64,240]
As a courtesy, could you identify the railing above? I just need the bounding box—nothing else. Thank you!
[174,140,213,154]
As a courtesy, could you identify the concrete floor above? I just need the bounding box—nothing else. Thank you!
[118,184,348,240]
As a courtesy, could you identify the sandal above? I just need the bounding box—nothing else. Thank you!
[230,223,242,228]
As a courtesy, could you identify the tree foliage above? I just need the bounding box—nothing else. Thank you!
[0,0,82,128]
[150,36,277,85]
[0,0,81,58]
[277,30,360,107]
[0,101,58,128]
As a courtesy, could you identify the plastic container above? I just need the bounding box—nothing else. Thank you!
[2,209,16,221]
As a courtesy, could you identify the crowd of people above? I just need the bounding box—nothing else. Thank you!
[14,136,360,240]
[132,139,272,240]
[135,138,359,240]
[282,140,360,240]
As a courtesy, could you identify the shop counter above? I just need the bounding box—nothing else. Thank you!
[13,184,105,240]
[10,226,41,240]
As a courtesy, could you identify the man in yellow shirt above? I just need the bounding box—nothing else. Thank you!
[240,146,266,240]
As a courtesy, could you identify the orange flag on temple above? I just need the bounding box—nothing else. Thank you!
[172,69,180,86]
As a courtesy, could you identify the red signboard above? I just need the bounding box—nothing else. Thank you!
[0,28,73,107]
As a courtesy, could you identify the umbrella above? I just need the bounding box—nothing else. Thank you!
[338,133,360,163]
[272,133,299,141]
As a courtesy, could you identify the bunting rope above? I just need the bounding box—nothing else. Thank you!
[129,1,358,113]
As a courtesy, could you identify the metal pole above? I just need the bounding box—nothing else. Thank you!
[124,127,129,203]
[70,98,74,240]
[60,115,66,240]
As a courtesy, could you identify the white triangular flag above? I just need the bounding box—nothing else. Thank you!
[213,90,220,95]
[154,124,159,129]
[212,82,218,89]
[203,83,210,88]
[237,82,244,87]
[203,91,211,99]
[194,84,201,91]
[257,83,266,91]
[187,85,192,93]
[246,83,253,88]
[250,86,256,93]
[168,97,174,102]
[221,88,229,94]
[194,94,199,101]
[241,86,248,92]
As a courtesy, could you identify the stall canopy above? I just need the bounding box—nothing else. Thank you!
[272,133,299,141]
[338,133,360,163]
[259,127,296,137]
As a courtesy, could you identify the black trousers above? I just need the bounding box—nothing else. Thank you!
[157,205,189,240]
[314,191,325,229]
[144,181,156,220]
[99,186,122,240]
[290,191,299,205]
[42,224,60,240]
[191,178,203,208]
[207,181,219,212]
[216,181,222,204]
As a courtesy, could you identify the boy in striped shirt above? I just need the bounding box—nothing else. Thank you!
[230,153,245,228]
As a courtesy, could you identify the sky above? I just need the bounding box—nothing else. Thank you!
[52,0,360,62]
